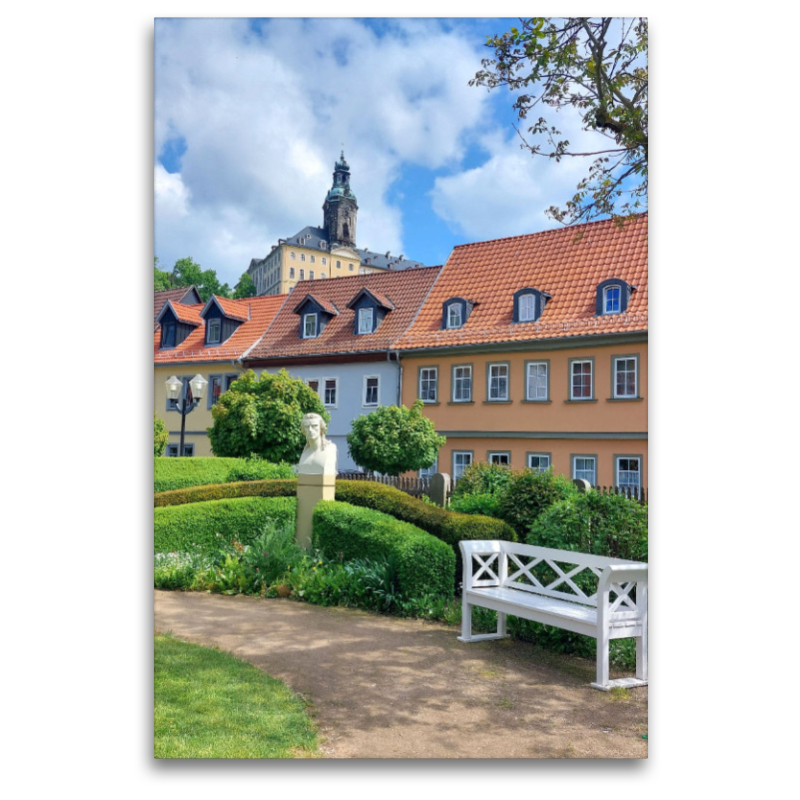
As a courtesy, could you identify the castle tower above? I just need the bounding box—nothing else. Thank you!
[323,150,358,248]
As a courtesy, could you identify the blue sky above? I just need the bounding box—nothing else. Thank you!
[154,17,607,288]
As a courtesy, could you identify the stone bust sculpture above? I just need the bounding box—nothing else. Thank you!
[296,413,338,475]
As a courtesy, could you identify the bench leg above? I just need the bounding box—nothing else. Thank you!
[636,628,647,682]
[457,602,511,643]
[592,629,611,690]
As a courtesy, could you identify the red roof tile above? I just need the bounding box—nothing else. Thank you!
[246,268,442,360]
[153,286,202,330]
[154,294,286,363]
[394,215,648,350]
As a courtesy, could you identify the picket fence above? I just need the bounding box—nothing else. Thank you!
[337,472,647,506]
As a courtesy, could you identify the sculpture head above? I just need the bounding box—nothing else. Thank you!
[301,413,328,450]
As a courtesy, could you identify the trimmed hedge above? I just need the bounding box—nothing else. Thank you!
[154,497,297,555]
[312,501,455,599]
[154,457,294,494]
[155,479,297,508]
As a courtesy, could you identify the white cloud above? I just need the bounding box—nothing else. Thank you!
[154,18,493,287]
[430,118,610,240]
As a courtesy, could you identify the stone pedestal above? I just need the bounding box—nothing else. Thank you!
[296,472,336,548]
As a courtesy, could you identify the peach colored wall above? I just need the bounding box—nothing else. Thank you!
[400,340,647,488]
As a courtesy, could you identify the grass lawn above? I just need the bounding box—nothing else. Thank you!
[154,633,319,758]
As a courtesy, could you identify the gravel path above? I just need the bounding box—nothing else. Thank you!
[155,589,647,759]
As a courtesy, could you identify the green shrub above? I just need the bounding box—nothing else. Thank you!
[527,490,648,561]
[155,457,294,493]
[154,496,296,555]
[154,413,169,457]
[495,468,578,537]
[155,479,297,507]
[312,501,455,599]
[452,461,512,498]
[193,519,306,596]
[448,492,501,518]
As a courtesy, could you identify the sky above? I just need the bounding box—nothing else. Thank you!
[154,17,605,289]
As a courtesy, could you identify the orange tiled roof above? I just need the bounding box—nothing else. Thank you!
[292,293,340,317]
[160,301,203,327]
[154,286,201,330]
[154,294,287,363]
[393,214,648,350]
[246,268,442,360]
[210,295,250,321]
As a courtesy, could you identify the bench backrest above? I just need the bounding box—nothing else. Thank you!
[460,540,647,610]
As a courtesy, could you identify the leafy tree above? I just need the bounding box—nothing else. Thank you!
[494,468,578,538]
[471,17,647,224]
[154,412,170,457]
[155,257,174,292]
[170,257,232,301]
[233,272,257,299]
[207,369,329,463]
[346,400,445,477]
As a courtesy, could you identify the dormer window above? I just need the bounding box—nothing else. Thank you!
[346,287,394,335]
[303,313,318,339]
[596,278,635,316]
[513,287,550,323]
[519,294,535,321]
[320,241,327,250]
[293,293,339,339]
[604,285,621,314]
[448,303,462,328]
[358,307,373,334]
[162,323,176,348]
[442,297,474,330]
[207,318,221,344]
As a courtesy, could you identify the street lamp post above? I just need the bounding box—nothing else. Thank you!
[165,373,208,457]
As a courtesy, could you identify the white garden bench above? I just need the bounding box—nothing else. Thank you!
[458,540,648,691]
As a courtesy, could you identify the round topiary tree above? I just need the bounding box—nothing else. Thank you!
[154,412,169,457]
[346,400,445,477]
[495,468,578,537]
[207,369,329,463]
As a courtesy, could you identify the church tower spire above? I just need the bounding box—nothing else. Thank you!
[323,150,358,248]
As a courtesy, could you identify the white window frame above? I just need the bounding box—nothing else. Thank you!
[453,451,473,482]
[573,456,596,485]
[519,293,536,322]
[447,303,462,329]
[358,307,374,334]
[207,317,221,344]
[488,452,510,466]
[603,285,621,314]
[290,251,296,260]
[526,361,548,401]
[299,269,305,280]
[488,363,509,401]
[306,378,320,396]
[452,365,472,402]
[323,378,338,407]
[419,459,438,480]
[321,257,327,265]
[310,255,316,263]
[300,253,306,262]
[616,456,641,491]
[419,367,438,403]
[363,375,379,407]
[303,313,318,339]
[289,267,295,279]
[527,453,551,473]
[570,360,593,400]
[309,270,315,280]
[166,443,194,457]
[613,355,638,399]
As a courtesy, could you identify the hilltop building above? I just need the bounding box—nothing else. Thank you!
[246,151,426,296]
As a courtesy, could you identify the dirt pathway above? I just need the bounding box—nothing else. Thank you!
[155,590,647,759]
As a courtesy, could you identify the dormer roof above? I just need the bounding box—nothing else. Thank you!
[346,287,395,311]
[156,300,203,327]
[292,294,340,317]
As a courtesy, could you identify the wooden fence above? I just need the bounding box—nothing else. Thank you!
[338,472,646,505]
